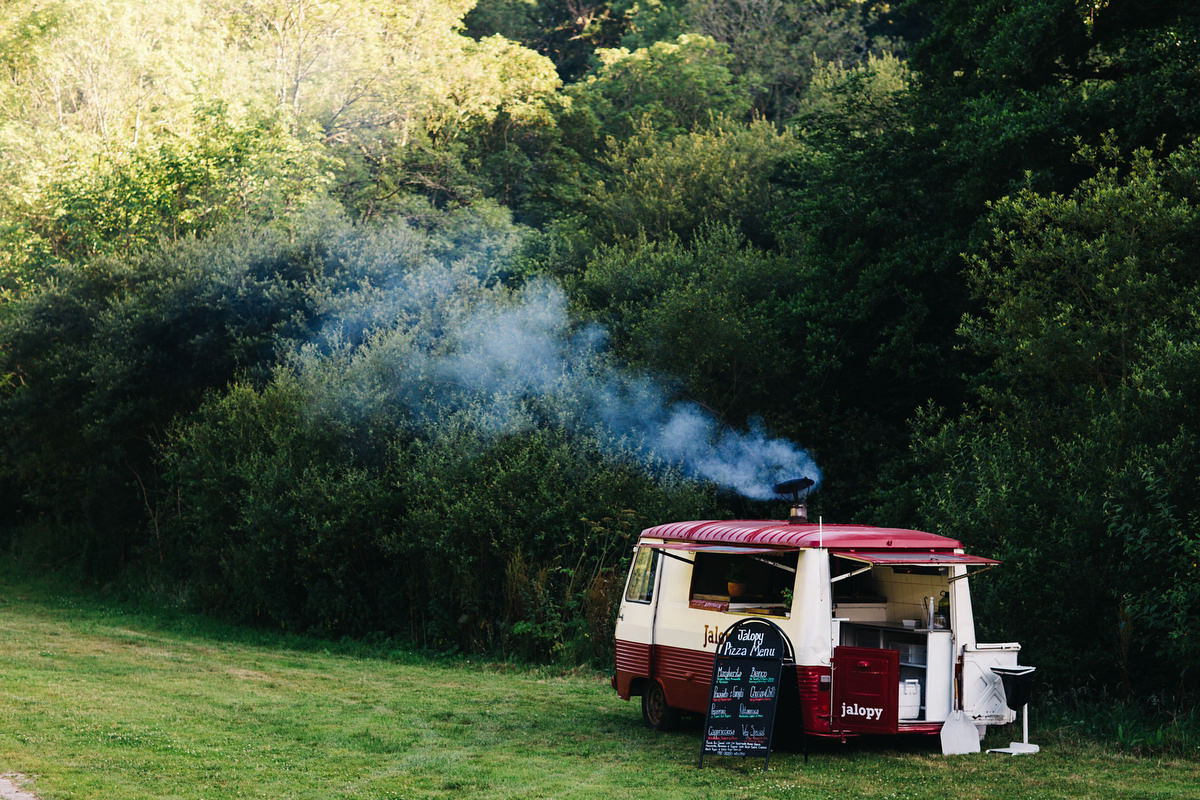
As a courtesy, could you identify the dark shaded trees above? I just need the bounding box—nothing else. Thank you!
[0,224,332,572]
[688,0,904,123]
[910,142,1200,699]
[2,0,1199,702]
[763,0,1200,520]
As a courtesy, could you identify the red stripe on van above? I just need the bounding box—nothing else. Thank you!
[613,638,650,700]
[655,643,716,713]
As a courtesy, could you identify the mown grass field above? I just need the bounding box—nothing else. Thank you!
[1,572,1196,800]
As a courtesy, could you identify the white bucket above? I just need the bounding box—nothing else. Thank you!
[899,679,922,720]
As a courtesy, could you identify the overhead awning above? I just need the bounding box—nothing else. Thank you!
[830,550,999,567]
[650,541,787,555]
[646,540,794,569]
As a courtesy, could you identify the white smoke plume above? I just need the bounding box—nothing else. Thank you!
[312,232,821,500]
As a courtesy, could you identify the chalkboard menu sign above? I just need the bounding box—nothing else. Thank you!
[699,618,789,770]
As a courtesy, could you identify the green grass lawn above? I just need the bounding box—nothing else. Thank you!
[1,574,1196,799]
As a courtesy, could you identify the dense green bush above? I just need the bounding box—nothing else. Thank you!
[0,224,332,572]
[161,376,405,633]
[0,203,527,576]
[139,208,720,661]
[398,421,711,660]
[911,142,1200,701]
[161,363,713,661]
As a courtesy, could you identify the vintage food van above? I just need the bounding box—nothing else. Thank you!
[613,498,1024,749]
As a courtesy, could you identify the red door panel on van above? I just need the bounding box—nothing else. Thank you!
[833,646,899,734]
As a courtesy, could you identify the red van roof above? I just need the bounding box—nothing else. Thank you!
[641,519,967,552]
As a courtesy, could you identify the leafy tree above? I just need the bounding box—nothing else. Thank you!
[209,0,480,129]
[307,10,562,217]
[0,0,560,256]
[905,0,1200,201]
[0,0,229,148]
[465,32,750,226]
[569,33,748,139]
[0,0,242,294]
[616,0,693,50]
[577,223,800,422]
[10,105,332,275]
[687,0,904,123]
[766,1,1200,523]
[463,0,640,81]
[582,116,795,244]
[791,51,911,137]
[767,51,970,516]
[911,141,1200,701]
[0,221,337,572]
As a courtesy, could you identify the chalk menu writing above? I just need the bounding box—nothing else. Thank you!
[700,618,787,770]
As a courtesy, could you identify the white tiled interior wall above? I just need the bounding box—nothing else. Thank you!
[878,569,947,625]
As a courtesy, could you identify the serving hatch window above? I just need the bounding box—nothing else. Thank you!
[689,550,797,608]
[831,556,884,604]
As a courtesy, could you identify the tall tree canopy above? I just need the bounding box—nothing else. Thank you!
[1,0,1198,706]
[912,141,1200,697]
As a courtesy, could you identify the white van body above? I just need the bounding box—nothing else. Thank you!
[613,518,1021,742]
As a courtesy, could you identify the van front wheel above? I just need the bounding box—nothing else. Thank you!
[641,680,679,731]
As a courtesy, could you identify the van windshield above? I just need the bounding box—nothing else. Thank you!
[625,546,658,603]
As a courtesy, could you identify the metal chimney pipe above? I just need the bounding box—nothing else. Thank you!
[774,477,815,525]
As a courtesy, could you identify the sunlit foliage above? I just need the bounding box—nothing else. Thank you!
[1,0,1198,706]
